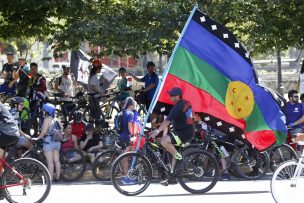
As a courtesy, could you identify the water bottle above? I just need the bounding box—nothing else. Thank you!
[220,146,230,157]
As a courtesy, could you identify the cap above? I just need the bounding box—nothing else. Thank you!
[167,87,182,96]
[86,123,94,131]
[6,52,13,56]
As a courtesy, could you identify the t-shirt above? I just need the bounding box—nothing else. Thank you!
[0,103,20,137]
[57,75,74,101]
[9,108,21,128]
[167,99,194,143]
[2,63,16,83]
[119,109,134,141]
[18,65,30,85]
[88,75,101,94]
[118,77,131,100]
[285,102,304,129]
[71,122,86,139]
[140,73,159,101]
[79,133,101,151]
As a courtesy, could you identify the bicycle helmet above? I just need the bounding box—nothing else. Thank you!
[92,59,102,68]
[42,103,56,116]
[73,110,82,122]
[10,96,24,105]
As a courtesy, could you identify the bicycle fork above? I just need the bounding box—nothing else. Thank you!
[290,156,304,187]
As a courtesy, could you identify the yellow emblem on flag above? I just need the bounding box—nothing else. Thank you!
[225,81,254,119]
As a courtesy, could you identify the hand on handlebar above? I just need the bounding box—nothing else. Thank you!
[287,122,296,128]
[149,129,159,139]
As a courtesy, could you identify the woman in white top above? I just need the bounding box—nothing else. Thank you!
[88,59,103,121]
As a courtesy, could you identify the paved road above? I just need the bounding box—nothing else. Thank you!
[2,180,276,203]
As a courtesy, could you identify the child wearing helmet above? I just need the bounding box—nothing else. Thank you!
[32,103,63,182]
[9,96,33,151]
[71,110,86,140]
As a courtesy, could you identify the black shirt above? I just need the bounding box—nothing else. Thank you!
[79,133,101,151]
[167,99,194,143]
[2,63,16,83]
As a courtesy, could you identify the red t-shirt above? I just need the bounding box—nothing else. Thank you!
[71,122,85,139]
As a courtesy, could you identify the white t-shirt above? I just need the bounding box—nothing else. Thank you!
[58,75,75,101]
[299,73,304,95]
[88,75,101,94]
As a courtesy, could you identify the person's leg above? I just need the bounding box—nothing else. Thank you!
[53,149,61,180]
[87,153,95,164]
[44,150,54,180]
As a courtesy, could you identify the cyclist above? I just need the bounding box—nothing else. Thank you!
[0,102,20,199]
[150,87,194,185]
[54,65,77,118]
[15,57,30,97]
[9,97,33,151]
[32,103,63,183]
[71,111,86,140]
[117,67,131,101]
[129,61,159,109]
[88,59,103,121]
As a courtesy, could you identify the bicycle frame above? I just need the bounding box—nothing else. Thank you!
[290,148,304,186]
[0,157,28,189]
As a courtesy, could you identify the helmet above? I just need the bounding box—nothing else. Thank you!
[92,59,102,68]
[73,110,82,122]
[42,103,56,116]
[10,96,24,105]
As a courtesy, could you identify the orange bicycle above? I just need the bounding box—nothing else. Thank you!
[0,147,51,203]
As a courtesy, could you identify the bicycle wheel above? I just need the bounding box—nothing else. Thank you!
[60,148,86,182]
[231,146,269,180]
[1,158,51,203]
[111,151,152,196]
[101,104,119,120]
[22,149,47,166]
[270,144,298,172]
[177,149,219,194]
[271,160,304,203]
[92,150,119,181]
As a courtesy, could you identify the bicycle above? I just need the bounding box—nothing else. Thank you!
[111,134,219,196]
[269,143,297,172]
[22,139,87,182]
[271,139,304,202]
[0,146,51,203]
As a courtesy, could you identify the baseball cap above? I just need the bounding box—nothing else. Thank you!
[6,52,13,56]
[167,87,182,96]
[86,123,94,131]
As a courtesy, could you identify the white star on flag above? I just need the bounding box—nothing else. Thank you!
[200,16,206,22]
[229,127,235,132]
[216,121,222,126]
[204,117,210,121]
[223,33,229,38]
[241,134,245,139]
[211,25,217,30]
[245,52,250,58]
[252,145,255,149]
[234,43,240,48]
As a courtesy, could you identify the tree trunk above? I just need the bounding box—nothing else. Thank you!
[159,53,163,74]
[276,49,284,95]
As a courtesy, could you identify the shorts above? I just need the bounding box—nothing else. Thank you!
[16,136,27,147]
[64,150,78,159]
[168,131,193,146]
[43,137,61,151]
[118,137,130,150]
[0,133,19,148]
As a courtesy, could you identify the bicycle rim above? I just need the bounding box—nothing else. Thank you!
[270,144,297,172]
[60,149,86,182]
[177,149,219,194]
[93,151,117,181]
[111,152,152,196]
[271,160,304,203]
[2,158,51,203]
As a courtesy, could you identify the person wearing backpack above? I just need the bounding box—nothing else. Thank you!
[32,103,63,183]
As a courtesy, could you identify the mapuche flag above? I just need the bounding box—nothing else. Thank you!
[155,8,287,151]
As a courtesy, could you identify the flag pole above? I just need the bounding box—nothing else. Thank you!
[134,4,198,152]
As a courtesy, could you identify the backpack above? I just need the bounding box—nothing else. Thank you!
[114,110,126,134]
[50,119,62,142]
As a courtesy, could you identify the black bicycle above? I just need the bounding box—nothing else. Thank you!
[111,135,219,196]
[22,139,87,182]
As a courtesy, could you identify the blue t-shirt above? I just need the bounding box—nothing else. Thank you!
[119,109,134,141]
[140,73,159,101]
[285,102,304,129]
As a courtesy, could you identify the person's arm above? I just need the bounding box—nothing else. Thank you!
[130,73,143,83]
[292,115,304,126]
[88,141,103,152]
[80,136,91,150]
[8,68,20,88]
[19,130,31,140]
[35,117,50,140]
[72,134,79,149]
[54,77,64,93]
[142,74,158,92]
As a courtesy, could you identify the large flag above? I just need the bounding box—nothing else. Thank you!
[154,8,287,151]
[70,50,117,90]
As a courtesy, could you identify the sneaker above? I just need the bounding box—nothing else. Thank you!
[121,176,137,185]
[160,177,178,186]
[52,178,62,184]
[221,173,230,181]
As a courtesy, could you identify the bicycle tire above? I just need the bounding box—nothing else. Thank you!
[92,150,119,181]
[111,151,152,196]
[231,146,269,180]
[271,160,304,203]
[269,144,298,172]
[177,149,219,194]
[100,104,119,120]
[22,149,47,166]
[1,158,51,203]
[60,148,86,182]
